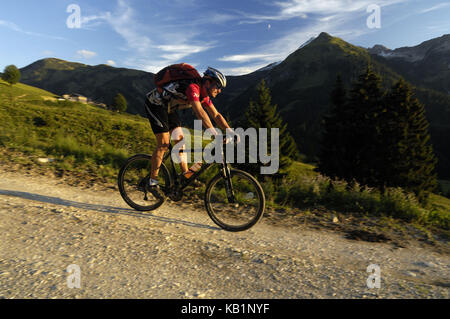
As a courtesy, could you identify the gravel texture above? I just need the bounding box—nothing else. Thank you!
[0,170,449,299]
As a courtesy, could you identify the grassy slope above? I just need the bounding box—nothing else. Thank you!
[1,80,449,234]
[0,79,57,98]
[0,79,155,179]
[19,58,154,115]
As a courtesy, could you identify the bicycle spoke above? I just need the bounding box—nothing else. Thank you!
[118,154,170,211]
[206,169,264,231]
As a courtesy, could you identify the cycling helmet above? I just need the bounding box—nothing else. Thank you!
[204,67,227,89]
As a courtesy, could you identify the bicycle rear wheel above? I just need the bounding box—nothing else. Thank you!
[118,154,171,211]
[205,169,265,231]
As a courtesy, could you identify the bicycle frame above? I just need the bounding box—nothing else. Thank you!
[164,142,236,201]
[119,141,265,231]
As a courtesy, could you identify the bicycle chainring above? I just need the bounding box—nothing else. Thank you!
[168,190,184,202]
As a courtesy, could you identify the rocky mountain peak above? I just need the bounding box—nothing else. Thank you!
[368,45,391,55]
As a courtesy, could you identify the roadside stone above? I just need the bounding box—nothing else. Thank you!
[253,258,266,264]
[404,271,417,277]
[37,158,54,164]
[414,261,437,268]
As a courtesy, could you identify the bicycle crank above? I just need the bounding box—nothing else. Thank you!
[168,190,184,202]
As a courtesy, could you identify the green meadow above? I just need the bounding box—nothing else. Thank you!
[0,79,448,234]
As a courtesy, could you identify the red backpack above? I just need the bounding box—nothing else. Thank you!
[154,63,202,94]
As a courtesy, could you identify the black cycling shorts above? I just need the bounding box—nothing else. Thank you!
[144,99,181,134]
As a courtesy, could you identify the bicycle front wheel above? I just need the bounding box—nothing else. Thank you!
[205,169,265,232]
[118,154,171,211]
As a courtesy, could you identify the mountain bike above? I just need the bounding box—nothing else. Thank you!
[118,141,265,232]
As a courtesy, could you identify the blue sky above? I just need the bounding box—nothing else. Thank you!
[0,0,449,75]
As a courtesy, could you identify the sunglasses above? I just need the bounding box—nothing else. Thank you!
[213,81,223,90]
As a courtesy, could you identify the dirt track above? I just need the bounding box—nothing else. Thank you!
[0,170,449,298]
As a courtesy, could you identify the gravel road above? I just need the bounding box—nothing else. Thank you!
[0,170,448,299]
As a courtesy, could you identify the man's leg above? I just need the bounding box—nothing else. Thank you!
[150,132,170,181]
[170,126,189,174]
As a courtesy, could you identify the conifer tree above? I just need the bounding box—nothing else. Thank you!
[318,75,350,180]
[382,79,437,202]
[241,79,298,177]
[319,66,385,186]
[345,65,385,186]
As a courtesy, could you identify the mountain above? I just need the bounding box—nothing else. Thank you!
[255,62,282,72]
[18,33,450,178]
[369,34,450,93]
[217,32,450,178]
[368,44,391,55]
[298,36,317,49]
[20,58,155,115]
[220,32,403,152]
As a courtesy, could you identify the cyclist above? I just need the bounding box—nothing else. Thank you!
[144,66,239,199]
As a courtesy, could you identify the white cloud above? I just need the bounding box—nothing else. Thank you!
[276,0,408,16]
[238,0,407,24]
[156,44,206,54]
[0,20,21,32]
[162,12,239,27]
[218,53,278,63]
[76,50,97,59]
[220,63,272,76]
[81,13,111,26]
[0,19,66,40]
[419,3,450,14]
[225,0,410,74]
[81,0,215,72]
[106,60,116,66]
[122,57,167,73]
[155,43,215,62]
[276,0,370,16]
[80,0,151,53]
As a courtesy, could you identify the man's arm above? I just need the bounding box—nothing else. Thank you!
[204,102,230,131]
[191,100,219,135]
[204,102,240,143]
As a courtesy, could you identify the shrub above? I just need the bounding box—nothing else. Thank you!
[265,173,448,229]
[52,135,93,161]
[98,144,129,168]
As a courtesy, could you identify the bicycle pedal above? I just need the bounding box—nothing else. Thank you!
[180,174,201,187]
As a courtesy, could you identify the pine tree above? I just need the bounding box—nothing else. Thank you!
[319,69,437,202]
[319,66,385,186]
[241,79,298,177]
[382,79,437,202]
[345,65,385,187]
[318,75,350,180]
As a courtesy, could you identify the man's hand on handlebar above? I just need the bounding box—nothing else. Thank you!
[223,136,234,144]
[224,128,241,144]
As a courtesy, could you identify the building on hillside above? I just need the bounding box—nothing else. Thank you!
[62,93,88,103]
[61,93,108,109]
[89,101,108,109]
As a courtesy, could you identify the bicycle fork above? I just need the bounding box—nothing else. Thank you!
[222,163,237,204]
